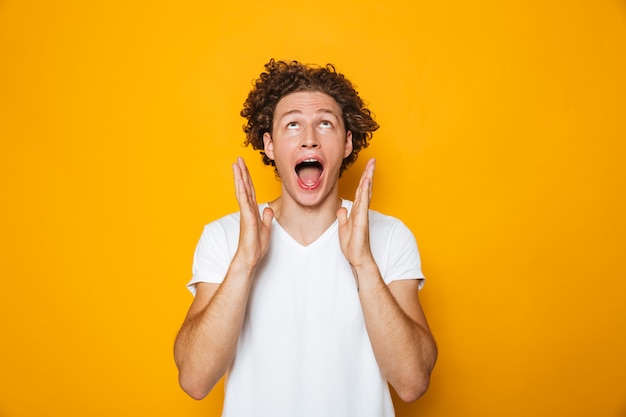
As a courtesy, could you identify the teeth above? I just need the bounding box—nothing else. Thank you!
[302,158,318,163]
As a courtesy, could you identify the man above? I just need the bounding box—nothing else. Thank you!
[174,59,437,417]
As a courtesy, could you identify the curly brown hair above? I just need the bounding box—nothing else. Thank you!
[241,59,379,175]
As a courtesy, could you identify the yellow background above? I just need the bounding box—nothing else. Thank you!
[1,1,625,416]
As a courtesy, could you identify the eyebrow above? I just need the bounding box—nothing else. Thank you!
[277,108,339,119]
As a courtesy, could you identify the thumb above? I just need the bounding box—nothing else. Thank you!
[262,206,274,227]
[336,207,348,226]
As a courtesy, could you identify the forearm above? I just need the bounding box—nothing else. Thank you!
[174,261,255,400]
[354,260,437,402]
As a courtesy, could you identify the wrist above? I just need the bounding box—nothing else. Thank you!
[349,256,381,290]
[349,253,377,272]
[229,254,259,279]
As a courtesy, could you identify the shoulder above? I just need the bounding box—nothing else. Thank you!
[201,203,269,235]
[368,208,413,239]
[341,199,410,235]
[200,211,239,239]
[368,208,403,226]
[341,199,415,241]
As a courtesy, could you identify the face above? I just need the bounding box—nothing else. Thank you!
[263,91,353,208]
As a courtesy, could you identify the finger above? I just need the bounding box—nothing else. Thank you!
[233,161,244,200]
[362,176,371,198]
[235,157,257,208]
[234,159,258,218]
[353,159,374,213]
[353,167,367,208]
[366,158,376,180]
[238,157,253,192]
[356,177,371,217]
[238,157,258,205]
[363,158,376,202]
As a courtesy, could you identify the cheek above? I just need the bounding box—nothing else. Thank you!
[270,145,291,169]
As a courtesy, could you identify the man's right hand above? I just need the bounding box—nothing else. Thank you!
[232,157,274,270]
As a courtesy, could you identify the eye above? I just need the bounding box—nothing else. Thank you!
[286,121,299,129]
[319,120,333,128]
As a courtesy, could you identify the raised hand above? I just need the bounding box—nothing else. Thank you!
[337,158,376,268]
[232,157,274,270]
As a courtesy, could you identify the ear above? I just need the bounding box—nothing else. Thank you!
[343,130,353,158]
[263,132,274,160]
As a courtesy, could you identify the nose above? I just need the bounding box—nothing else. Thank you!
[300,126,319,148]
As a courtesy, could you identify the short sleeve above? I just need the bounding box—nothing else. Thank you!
[387,221,425,289]
[370,213,425,289]
[187,213,240,296]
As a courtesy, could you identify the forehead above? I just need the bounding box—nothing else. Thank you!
[274,91,342,119]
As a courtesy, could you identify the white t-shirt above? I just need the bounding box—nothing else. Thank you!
[188,200,424,417]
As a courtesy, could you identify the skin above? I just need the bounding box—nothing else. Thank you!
[174,91,437,402]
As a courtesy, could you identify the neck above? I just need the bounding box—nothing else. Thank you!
[269,194,342,246]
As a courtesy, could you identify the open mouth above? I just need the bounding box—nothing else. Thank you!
[295,158,323,188]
